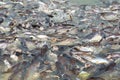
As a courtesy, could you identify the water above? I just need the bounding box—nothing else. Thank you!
[69,0,120,5]
[69,0,100,5]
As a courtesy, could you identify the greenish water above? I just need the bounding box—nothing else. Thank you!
[69,0,120,5]
[69,0,100,5]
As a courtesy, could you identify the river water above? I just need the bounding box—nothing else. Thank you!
[70,0,100,5]
[69,0,120,5]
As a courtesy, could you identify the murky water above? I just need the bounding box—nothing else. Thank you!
[69,0,120,5]
[69,0,100,5]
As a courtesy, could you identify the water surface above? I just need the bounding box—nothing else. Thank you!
[69,0,100,5]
